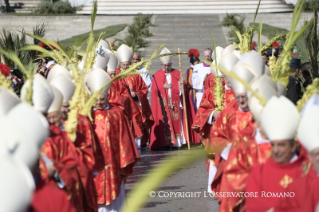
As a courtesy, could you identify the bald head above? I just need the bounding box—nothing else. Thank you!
[132,52,141,64]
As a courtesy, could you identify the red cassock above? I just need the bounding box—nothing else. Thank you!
[92,105,139,205]
[71,114,98,211]
[116,68,154,128]
[29,179,76,212]
[40,125,84,211]
[245,148,310,212]
[274,166,315,212]
[218,137,271,212]
[149,69,182,149]
[209,99,255,194]
[110,78,144,138]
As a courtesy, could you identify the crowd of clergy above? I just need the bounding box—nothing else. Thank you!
[0,32,319,212]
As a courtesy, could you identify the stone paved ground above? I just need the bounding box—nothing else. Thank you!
[125,147,219,212]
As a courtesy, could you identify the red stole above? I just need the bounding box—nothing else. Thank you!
[150,69,181,149]
[92,106,139,205]
[203,73,216,90]
[245,149,310,212]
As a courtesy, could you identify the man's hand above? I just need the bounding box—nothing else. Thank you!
[131,91,136,97]
[47,166,57,177]
[213,110,221,119]
[164,83,173,89]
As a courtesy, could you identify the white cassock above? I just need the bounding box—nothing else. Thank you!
[98,181,126,212]
[191,63,211,111]
[137,67,152,93]
[166,73,186,147]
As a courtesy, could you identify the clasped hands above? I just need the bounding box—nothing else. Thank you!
[164,78,184,89]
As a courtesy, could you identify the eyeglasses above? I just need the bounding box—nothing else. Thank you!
[235,95,247,100]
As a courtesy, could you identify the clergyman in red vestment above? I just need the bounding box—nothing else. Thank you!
[275,102,319,212]
[149,47,186,150]
[85,67,139,212]
[245,96,310,212]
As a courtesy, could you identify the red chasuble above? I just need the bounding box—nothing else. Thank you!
[29,179,76,212]
[274,166,315,212]
[204,73,216,89]
[71,114,98,211]
[245,149,310,212]
[110,78,144,138]
[116,68,154,128]
[149,69,182,149]
[192,85,235,145]
[92,105,139,205]
[209,100,255,194]
[218,137,271,212]
[40,125,84,211]
[301,175,319,212]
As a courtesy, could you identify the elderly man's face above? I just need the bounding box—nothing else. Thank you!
[96,93,108,110]
[203,50,212,62]
[271,140,296,164]
[162,63,172,73]
[235,93,248,110]
[47,111,62,127]
[132,53,140,64]
[107,70,116,78]
[120,62,131,70]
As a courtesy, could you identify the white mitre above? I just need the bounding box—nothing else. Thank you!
[115,44,133,63]
[222,44,235,56]
[298,105,319,152]
[48,85,63,113]
[5,102,49,149]
[85,67,112,95]
[106,49,118,73]
[50,74,75,103]
[248,75,279,122]
[46,64,73,83]
[239,50,265,77]
[232,50,242,59]
[159,47,172,64]
[261,96,299,140]
[276,81,287,96]
[21,74,54,113]
[217,52,239,74]
[229,63,256,94]
[211,46,224,61]
[93,54,109,71]
[0,155,35,212]
[97,40,111,51]
[0,103,49,170]
[0,87,20,119]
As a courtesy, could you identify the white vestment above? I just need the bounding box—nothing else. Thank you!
[137,67,152,93]
[191,63,211,110]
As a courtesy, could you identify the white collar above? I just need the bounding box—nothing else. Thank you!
[225,84,231,90]
[93,104,110,111]
[59,121,65,131]
[290,153,298,163]
[239,107,250,112]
